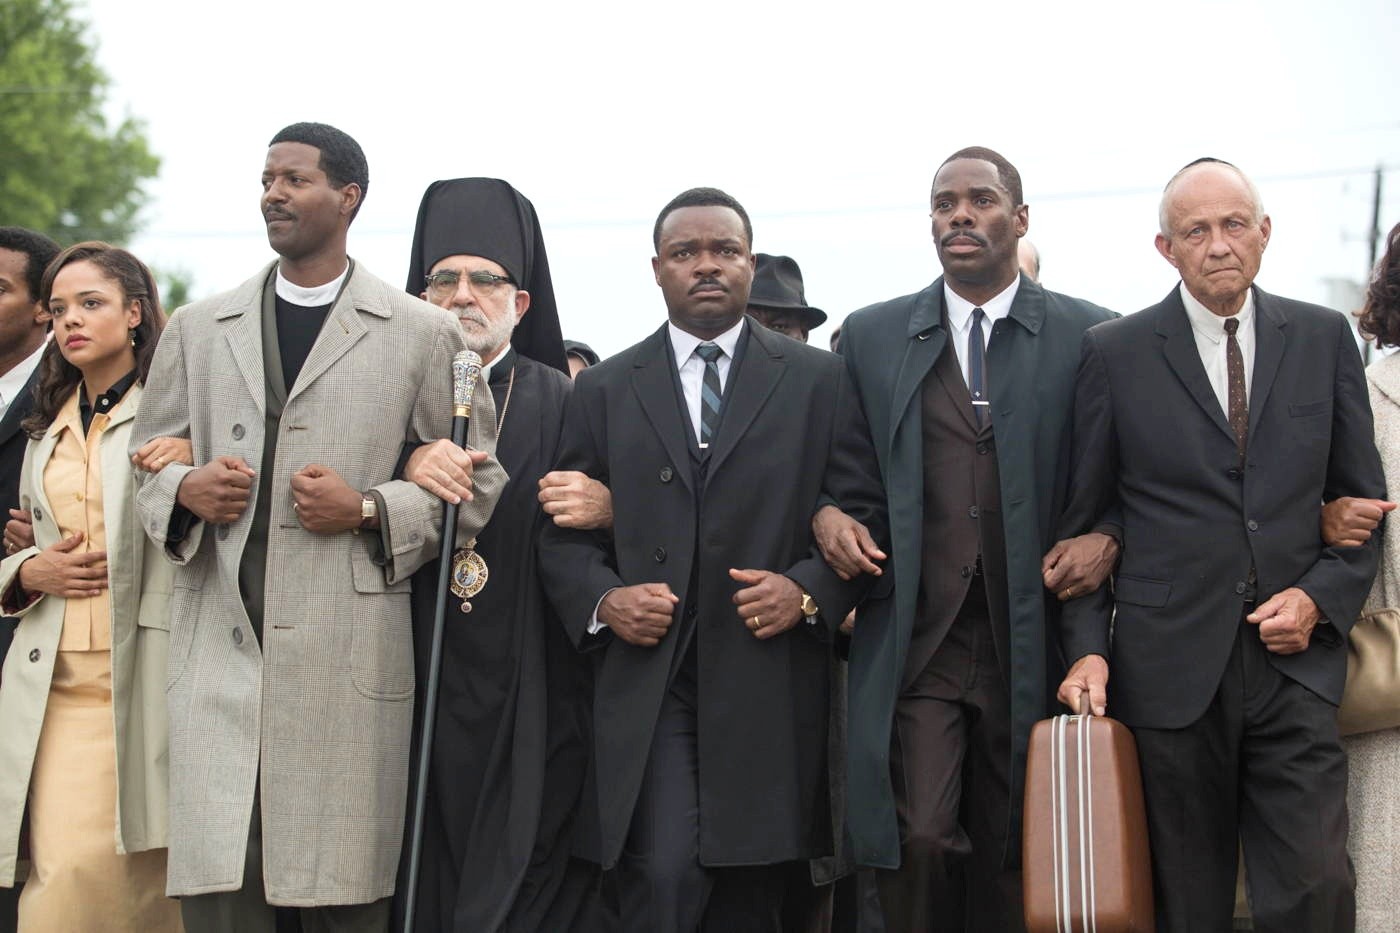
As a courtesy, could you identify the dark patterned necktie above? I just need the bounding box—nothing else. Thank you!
[968,308,989,428]
[696,341,723,447]
[1224,318,1247,458]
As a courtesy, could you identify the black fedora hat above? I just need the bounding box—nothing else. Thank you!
[747,253,827,329]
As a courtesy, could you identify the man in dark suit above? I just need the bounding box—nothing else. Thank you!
[0,225,57,933]
[833,147,1117,932]
[0,227,59,647]
[0,227,58,551]
[1056,158,1384,932]
[538,187,887,932]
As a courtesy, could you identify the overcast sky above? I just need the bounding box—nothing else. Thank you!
[84,0,1399,357]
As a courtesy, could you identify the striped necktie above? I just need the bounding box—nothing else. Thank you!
[695,341,723,447]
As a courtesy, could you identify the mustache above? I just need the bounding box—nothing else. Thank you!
[264,207,294,222]
[689,277,728,295]
[941,230,988,248]
[454,308,490,326]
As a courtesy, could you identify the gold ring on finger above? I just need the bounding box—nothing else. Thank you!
[750,616,761,631]
[1060,588,1072,600]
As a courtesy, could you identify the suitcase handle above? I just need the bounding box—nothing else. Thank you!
[1075,688,1093,717]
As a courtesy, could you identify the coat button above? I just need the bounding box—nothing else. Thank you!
[653,547,667,563]
[1247,520,1259,532]
[32,508,41,522]
[232,627,244,645]
[1235,582,1247,595]
[659,466,674,483]
[28,649,40,663]
[232,423,246,440]
[976,442,989,455]
[217,525,230,541]
[1226,467,1243,480]
[968,506,980,519]
[961,565,973,579]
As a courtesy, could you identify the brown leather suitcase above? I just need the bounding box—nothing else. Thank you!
[1023,705,1155,933]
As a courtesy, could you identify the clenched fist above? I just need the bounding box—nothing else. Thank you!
[176,456,255,524]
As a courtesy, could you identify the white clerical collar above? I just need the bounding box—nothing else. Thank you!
[1180,282,1255,345]
[479,344,512,384]
[275,262,350,307]
[944,275,1021,333]
[668,317,746,371]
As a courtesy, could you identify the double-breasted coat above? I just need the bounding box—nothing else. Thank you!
[538,320,888,871]
[0,383,174,885]
[838,278,1115,869]
[130,261,504,905]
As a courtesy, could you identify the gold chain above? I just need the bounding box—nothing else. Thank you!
[496,364,515,434]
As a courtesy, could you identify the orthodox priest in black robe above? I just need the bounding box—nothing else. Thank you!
[393,178,599,932]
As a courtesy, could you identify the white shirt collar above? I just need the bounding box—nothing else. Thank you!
[668,317,746,370]
[943,275,1022,333]
[275,262,350,307]
[0,338,48,411]
[1180,282,1255,344]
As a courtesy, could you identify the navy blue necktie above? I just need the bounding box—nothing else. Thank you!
[968,308,989,427]
[696,342,723,447]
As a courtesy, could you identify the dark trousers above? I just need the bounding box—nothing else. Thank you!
[877,580,1023,933]
[613,649,786,933]
[180,793,391,933]
[1132,621,1354,933]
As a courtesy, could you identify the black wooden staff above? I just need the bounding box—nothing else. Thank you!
[403,348,482,933]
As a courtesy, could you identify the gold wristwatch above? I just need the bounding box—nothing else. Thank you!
[800,591,819,619]
[359,494,378,528]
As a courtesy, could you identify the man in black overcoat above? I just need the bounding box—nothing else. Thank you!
[538,187,887,932]
[832,148,1117,932]
[1056,158,1384,932]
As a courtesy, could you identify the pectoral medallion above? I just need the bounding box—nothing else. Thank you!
[450,540,489,613]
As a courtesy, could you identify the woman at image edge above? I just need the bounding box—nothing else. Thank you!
[1350,221,1400,933]
[0,242,189,930]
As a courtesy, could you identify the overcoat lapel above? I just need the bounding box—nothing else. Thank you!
[28,427,60,537]
[1155,290,1237,447]
[1247,287,1287,437]
[889,284,946,459]
[990,279,1048,431]
[100,385,141,572]
[287,266,375,404]
[631,326,697,496]
[707,324,784,478]
[219,267,272,418]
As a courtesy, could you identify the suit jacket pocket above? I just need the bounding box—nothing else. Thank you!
[136,591,171,631]
[1289,398,1331,418]
[349,545,411,595]
[349,605,414,701]
[349,549,413,699]
[1114,575,1171,608]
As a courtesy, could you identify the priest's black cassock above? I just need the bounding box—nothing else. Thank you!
[393,179,597,932]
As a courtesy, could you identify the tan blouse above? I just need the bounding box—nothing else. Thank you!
[42,389,124,652]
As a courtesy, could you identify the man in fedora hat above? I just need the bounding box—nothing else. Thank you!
[747,254,827,344]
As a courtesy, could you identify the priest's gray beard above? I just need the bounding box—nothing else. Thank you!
[457,298,517,359]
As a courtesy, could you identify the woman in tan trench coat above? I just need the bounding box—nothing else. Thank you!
[0,242,190,931]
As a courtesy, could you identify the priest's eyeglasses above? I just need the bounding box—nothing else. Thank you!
[424,270,515,300]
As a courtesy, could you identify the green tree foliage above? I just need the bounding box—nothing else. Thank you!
[0,0,159,243]
[155,266,193,313]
